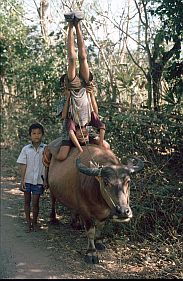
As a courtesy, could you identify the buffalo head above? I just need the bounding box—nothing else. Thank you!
[76,157,144,222]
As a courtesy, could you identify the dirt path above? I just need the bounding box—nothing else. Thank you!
[1,181,62,279]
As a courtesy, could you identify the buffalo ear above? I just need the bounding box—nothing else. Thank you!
[89,160,96,168]
[89,160,101,169]
[76,158,102,176]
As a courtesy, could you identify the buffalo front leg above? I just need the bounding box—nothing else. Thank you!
[84,219,99,264]
[95,220,106,251]
[49,191,59,225]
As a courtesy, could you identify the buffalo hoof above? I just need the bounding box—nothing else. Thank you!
[70,221,84,230]
[84,254,99,264]
[95,242,106,251]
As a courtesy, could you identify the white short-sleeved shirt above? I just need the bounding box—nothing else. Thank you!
[17,143,46,185]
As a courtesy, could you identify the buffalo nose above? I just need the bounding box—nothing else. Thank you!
[115,206,132,217]
[125,207,131,216]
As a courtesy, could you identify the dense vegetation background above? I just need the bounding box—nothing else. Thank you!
[1,0,182,259]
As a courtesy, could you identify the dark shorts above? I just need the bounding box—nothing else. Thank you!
[61,139,74,146]
[64,73,94,94]
[25,183,44,195]
[61,134,97,147]
[61,139,89,146]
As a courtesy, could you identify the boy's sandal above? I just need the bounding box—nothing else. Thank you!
[32,223,39,232]
[64,12,75,22]
[25,222,32,232]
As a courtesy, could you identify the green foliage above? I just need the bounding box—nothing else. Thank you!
[101,107,182,160]
[145,0,183,111]
[1,1,67,146]
[101,107,183,242]
[152,0,183,40]
[100,107,183,242]
[162,61,183,113]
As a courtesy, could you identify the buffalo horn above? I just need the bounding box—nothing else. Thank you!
[125,157,144,173]
[76,158,102,176]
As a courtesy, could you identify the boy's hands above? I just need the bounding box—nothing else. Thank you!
[43,179,49,190]
[77,148,83,159]
[19,180,26,192]
[99,140,104,147]
[76,146,84,160]
[99,138,105,148]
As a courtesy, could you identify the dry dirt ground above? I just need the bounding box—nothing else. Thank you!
[0,149,182,279]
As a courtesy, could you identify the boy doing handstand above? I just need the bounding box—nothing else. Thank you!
[56,11,108,161]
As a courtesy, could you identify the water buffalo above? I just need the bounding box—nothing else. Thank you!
[48,143,144,264]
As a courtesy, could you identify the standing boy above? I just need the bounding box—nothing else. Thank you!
[17,123,47,232]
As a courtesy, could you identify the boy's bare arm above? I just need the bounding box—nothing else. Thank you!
[19,164,27,190]
[61,90,70,119]
[99,128,105,146]
[90,93,98,114]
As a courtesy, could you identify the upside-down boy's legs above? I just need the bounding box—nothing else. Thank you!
[75,21,90,82]
[67,23,77,81]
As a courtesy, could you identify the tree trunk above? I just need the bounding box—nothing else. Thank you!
[39,0,49,44]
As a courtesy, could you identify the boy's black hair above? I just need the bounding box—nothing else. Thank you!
[29,123,44,135]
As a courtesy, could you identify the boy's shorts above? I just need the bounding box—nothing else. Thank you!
[25,183,44,195]
[61,126,98,147]
[64,73,94,94]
